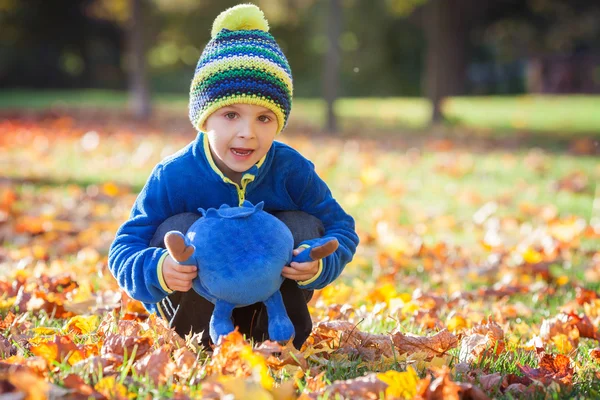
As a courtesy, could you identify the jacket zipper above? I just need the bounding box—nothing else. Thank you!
[223,174,255,206]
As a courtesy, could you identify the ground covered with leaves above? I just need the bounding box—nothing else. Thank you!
[1,113,600,399]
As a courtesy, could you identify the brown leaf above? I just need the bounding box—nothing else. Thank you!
[392,329,458,359]
[476,373,502,392]
[173,347,197,381]
[416,367,490,400]
[308,321,395,361]
[133,347,174,385]
[256,340,308,370]
[0,336,16,359]
[315,373,388,400]
[566,312,598,339]
[100,333,152,361]
[145,313,185,351]
[517,352,574,385]
[63,373,105,399]
[459,319,505,363]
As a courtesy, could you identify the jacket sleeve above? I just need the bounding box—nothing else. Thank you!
[108,164,175,303]
[289,160,359,290]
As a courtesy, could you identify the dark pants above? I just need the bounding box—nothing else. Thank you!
[150,210,324,349]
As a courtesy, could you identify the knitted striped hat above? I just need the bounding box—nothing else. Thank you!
[189,4,293,134]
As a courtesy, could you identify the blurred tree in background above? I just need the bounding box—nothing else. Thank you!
[1,0,599,124]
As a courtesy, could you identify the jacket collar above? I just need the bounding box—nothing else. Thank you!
[197,132,268,184]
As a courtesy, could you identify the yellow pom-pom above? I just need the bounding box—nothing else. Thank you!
[211,4,269,38]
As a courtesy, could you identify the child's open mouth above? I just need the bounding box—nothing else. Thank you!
[230,148,254,157]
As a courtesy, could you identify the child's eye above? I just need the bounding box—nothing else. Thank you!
[224,112,238,120]
[258,115,271,123]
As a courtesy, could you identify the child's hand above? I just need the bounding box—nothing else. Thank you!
[162,255,197,292]
[282,247,319,281]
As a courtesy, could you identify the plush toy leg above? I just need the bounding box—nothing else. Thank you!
[210,300,236,343]
[164,231,196,266]
[292,237,339,264]
[264,290,295,342]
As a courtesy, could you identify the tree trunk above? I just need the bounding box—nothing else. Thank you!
[423,0,469,125]
[323,0,342,133]
[128,0,151,119]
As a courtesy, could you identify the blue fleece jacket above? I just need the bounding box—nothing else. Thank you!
[108,132,359,317]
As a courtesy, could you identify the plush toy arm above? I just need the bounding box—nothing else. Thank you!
[164,231,196,266]
[292,237,339,264]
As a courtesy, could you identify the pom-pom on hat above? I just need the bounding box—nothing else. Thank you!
[189,4,293,134]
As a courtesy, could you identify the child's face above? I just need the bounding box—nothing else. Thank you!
[205,103,278,182]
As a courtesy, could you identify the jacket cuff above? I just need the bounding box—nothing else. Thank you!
[298,258,323,287]
[156,251,174,294]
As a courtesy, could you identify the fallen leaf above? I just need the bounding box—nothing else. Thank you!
[0,370,48,400]
[459,319,505,363]
[518,352,574,385]
[133,347,174,385]
[377,367,420,399]
[100,333,152,361]
[392,329,458,360]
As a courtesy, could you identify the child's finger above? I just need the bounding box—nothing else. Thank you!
[289,261,314,271]
[172,264,197,273]
[281,266,313,281]
[166,278,193,291]
[173,270,197,280]
[293,247,306,256]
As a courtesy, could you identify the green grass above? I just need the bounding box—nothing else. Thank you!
[2,89,600,135]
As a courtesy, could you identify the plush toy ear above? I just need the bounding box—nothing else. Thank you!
[242,200,253,208]
[198,207,219,218]
[219,204,231,209]
[254,201,265,211]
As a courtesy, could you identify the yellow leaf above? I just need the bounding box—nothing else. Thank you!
[556,275,569,286]
[401,301,420,316]
[31,327,60,336]
[64,315,99,335]
[94,376,135,399]
[552,333,575,354]
[367,282,397,305]
[217,376,273,400]
[377,366,419,399]
[446,315,468,332]
[428,355,450,369]
[319,283,353,305]
[523,248,543,264]
[102,182,120,197]
[239,346,274,389]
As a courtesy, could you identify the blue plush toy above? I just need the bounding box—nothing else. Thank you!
[164,201,338,344]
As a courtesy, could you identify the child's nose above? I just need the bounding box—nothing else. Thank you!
[237,121,256,139]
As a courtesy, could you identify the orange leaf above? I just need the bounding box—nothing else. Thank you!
[29,335,85,366]
[0,370,48,400]
[518,352,574,385]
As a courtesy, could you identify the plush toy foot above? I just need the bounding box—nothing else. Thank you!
[164,231,195,265]
[209,300,236,343]
[264,291,295,342]
[292,237,339,264]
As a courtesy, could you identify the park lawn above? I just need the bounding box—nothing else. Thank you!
[1,114,599,398]
[1,89,600,136]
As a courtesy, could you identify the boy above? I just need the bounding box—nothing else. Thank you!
[108,4,359,349]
